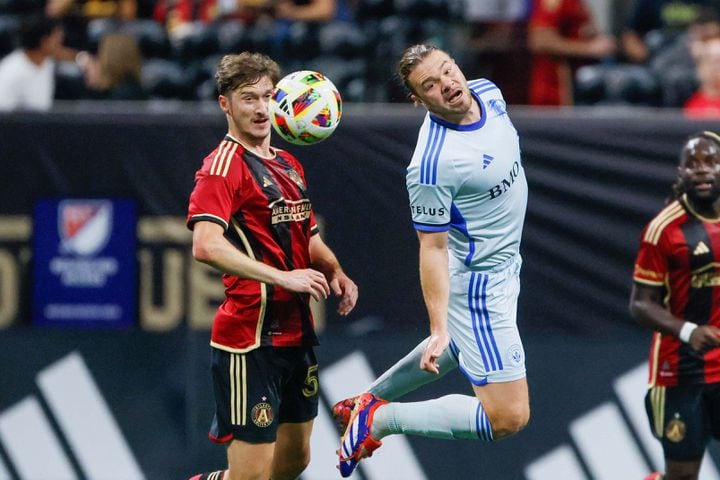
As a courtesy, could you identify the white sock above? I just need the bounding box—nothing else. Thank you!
[366,337,459,401]
[371,394,493,441]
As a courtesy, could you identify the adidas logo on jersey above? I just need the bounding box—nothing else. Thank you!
[262,176,273,187]
[694,241,710,255]
[482,155,494,170]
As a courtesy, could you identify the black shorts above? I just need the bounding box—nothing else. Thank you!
[645,382,720,461]
[209,346,319,444]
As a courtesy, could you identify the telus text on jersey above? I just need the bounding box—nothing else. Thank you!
[411,206,446,217]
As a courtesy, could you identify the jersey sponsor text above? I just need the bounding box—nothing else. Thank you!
[488,161,522,199]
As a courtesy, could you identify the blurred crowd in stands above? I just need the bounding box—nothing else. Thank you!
[1,0,720,116]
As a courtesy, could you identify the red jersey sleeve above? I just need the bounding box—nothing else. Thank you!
[187,144,244,231]
[633,225,669,287]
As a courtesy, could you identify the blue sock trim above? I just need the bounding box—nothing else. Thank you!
[475,403,493,442]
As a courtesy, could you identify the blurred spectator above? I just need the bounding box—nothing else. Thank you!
[684,37,720,118]
[152,0,243,45]
[621,0,720,64]
[0,15,63,111]
[573,6,720,107]
[268,0,340,67]
[464,0,526,23]
[462,1,530,104]
[46,0,137,50]
[527,0,616,106]
[79,32,146,99]
[649,7,720,106]
[46,0,136,19]
[273,0,336,22]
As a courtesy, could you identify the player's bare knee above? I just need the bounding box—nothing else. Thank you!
[488,403,529,438]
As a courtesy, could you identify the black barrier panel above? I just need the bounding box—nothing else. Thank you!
[0,328,717,479]
[2,106,719,336]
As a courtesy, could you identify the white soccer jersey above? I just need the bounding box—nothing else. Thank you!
[406,78,528,270]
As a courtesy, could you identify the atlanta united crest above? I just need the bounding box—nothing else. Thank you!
[665,416,686,443]
[251,402,274,428]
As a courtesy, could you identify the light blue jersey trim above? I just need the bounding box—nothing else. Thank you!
[457,361,489,386]
[469,273,503,372]
[413,222,450,232]
[468,79,493,91]
[469,79,500,96]
[476,84,499,95]
[420,121,446,185]
[450,203,476,266]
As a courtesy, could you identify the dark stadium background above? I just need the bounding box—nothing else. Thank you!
[1,104,719,479]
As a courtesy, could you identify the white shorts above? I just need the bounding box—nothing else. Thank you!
[447,254,526,385]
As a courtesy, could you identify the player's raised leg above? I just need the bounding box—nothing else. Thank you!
[332,337,459,432]
[471,377,529,438]
[338,379,529,477]
[366,337,459,401]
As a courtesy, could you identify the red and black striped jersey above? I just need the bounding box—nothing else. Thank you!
[633,195,720,386]
[187,135,320,352]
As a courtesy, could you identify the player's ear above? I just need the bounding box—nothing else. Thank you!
[218,94,230,114]
[410,94,423,108]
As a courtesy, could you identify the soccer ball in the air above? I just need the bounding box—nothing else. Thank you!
[270,70,342,145]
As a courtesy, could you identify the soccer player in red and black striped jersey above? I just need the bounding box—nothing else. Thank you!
[631,131,720,480]
[186,52,358,480]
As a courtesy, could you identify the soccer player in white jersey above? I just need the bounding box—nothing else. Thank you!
[335,44,530,477]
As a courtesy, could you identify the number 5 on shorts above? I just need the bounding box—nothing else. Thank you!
[302,364,319,397]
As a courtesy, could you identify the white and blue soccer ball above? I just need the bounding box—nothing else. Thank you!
[270,70,342,146]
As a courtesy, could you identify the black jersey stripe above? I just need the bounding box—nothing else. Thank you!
[237,149,315,343]
[681,216,714,325]
[272,154,316,343]
[240,150,294,269]
[679,212,714,384]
